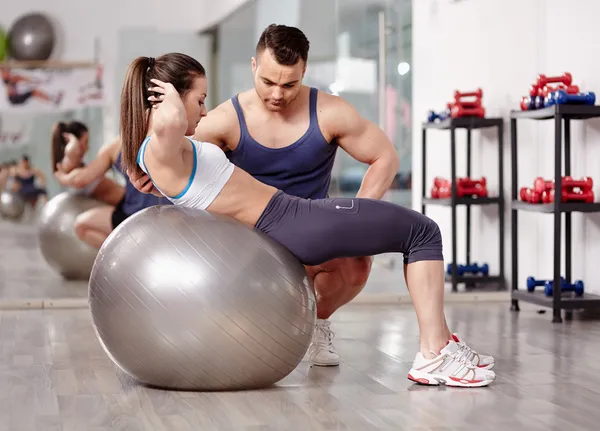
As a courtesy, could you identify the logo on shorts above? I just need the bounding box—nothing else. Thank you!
[335,201,354,210]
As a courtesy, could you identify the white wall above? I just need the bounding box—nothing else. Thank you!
[413,0,600,292]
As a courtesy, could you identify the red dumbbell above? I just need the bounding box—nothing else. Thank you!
[457,177,486,188]
[520,96,534,111]
[434,177,451,188]
[541,190,552,203]
[520,187,529,201]
[456,184,488,198]
[533,177,554,194]
[529,85,540,97]
[437,187,451,198]
[454,100,483,109]
[451,104,485,118]
[562,176,593,191]
[536,72,573,88]
[546,188,594,203]
[522,187,542,203]
[454,88,483,101]
[541,84,580,98]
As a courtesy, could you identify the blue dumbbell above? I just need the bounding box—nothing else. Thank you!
[544,279,584,297]
[446,263,489,276]
[526,276,565,292]
[544,93,556,107]
[534,95,545,109]
[427,109,450,123]
[554,90,596,106]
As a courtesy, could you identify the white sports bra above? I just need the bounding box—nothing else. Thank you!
[137,136,235,210]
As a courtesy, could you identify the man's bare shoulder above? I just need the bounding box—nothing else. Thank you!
[316,90,352,112]
[194,99,242,148]
[315,91,359,134]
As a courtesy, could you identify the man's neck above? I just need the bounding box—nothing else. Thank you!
[251,86,308,119]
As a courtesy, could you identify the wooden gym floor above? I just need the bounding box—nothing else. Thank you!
[2,218,600,430]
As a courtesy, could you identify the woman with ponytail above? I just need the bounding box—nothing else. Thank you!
[51,120,124,206]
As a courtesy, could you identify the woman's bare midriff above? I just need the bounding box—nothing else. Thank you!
[205,167,279,228]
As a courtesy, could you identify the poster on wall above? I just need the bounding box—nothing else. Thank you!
[0,65,106,113]
[0,114,32,150]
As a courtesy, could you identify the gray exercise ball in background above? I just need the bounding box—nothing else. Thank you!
[38,192,105,280]
[89,205,316,391]
[7,13,55,61]
[0,191,26,220]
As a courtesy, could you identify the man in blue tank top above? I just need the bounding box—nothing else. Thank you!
[129,25,400,367]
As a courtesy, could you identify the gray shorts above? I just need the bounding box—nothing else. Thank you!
[255,191,443,266]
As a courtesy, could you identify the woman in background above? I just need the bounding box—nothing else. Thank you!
[51,121,124,206]
[13,155,48,207]
[54,136,170,249]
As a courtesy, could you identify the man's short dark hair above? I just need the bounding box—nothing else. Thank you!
[256,24,310,66]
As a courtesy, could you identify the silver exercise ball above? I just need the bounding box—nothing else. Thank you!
[38,192,105,280]
[7,13,55,61]
[0,191,26,220]
[89,205,316,391]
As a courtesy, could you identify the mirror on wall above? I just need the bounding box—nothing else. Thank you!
[0,28,213,307]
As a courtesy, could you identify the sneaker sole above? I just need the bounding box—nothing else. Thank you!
[407,369,494,388]
[310,360,340,367]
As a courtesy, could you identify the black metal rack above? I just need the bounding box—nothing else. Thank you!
[421,116,505,293]
[510,104,600,322]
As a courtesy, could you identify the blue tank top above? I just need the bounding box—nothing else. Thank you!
[113,152,171,215]
[15,174,35,187]
[227,87,338,199]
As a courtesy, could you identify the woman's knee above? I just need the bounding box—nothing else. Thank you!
[407,217,443,263]
[73,214,90,240]
[427,219,442,246]
[73,208,111,239]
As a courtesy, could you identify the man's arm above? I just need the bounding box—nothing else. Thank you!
[325,95,400,200]
[191,101,238,150]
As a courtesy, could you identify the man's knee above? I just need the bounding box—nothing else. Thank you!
[344,257,373,288]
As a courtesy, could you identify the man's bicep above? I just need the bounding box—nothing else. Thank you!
[192,108,234,149]
[333,101,391,164]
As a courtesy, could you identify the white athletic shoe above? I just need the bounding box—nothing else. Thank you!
[307,319,340,366]
[408,340,496,387]
[452,334,495,370]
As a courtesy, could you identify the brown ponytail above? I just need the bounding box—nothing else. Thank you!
[120,56,152,176]
[51,122,68,172]
[120,53,206,176]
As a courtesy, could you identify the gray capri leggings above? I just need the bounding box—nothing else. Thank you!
[255,191,443,267]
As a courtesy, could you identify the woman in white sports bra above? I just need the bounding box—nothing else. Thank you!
[119,52,496,388]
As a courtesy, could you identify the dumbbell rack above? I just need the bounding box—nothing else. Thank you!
[510,104,600,322]
[421,116,505,293]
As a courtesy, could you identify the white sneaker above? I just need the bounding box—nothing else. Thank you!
[307,319,340,366]
[408,341,496,387]
[452,334,495,370]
